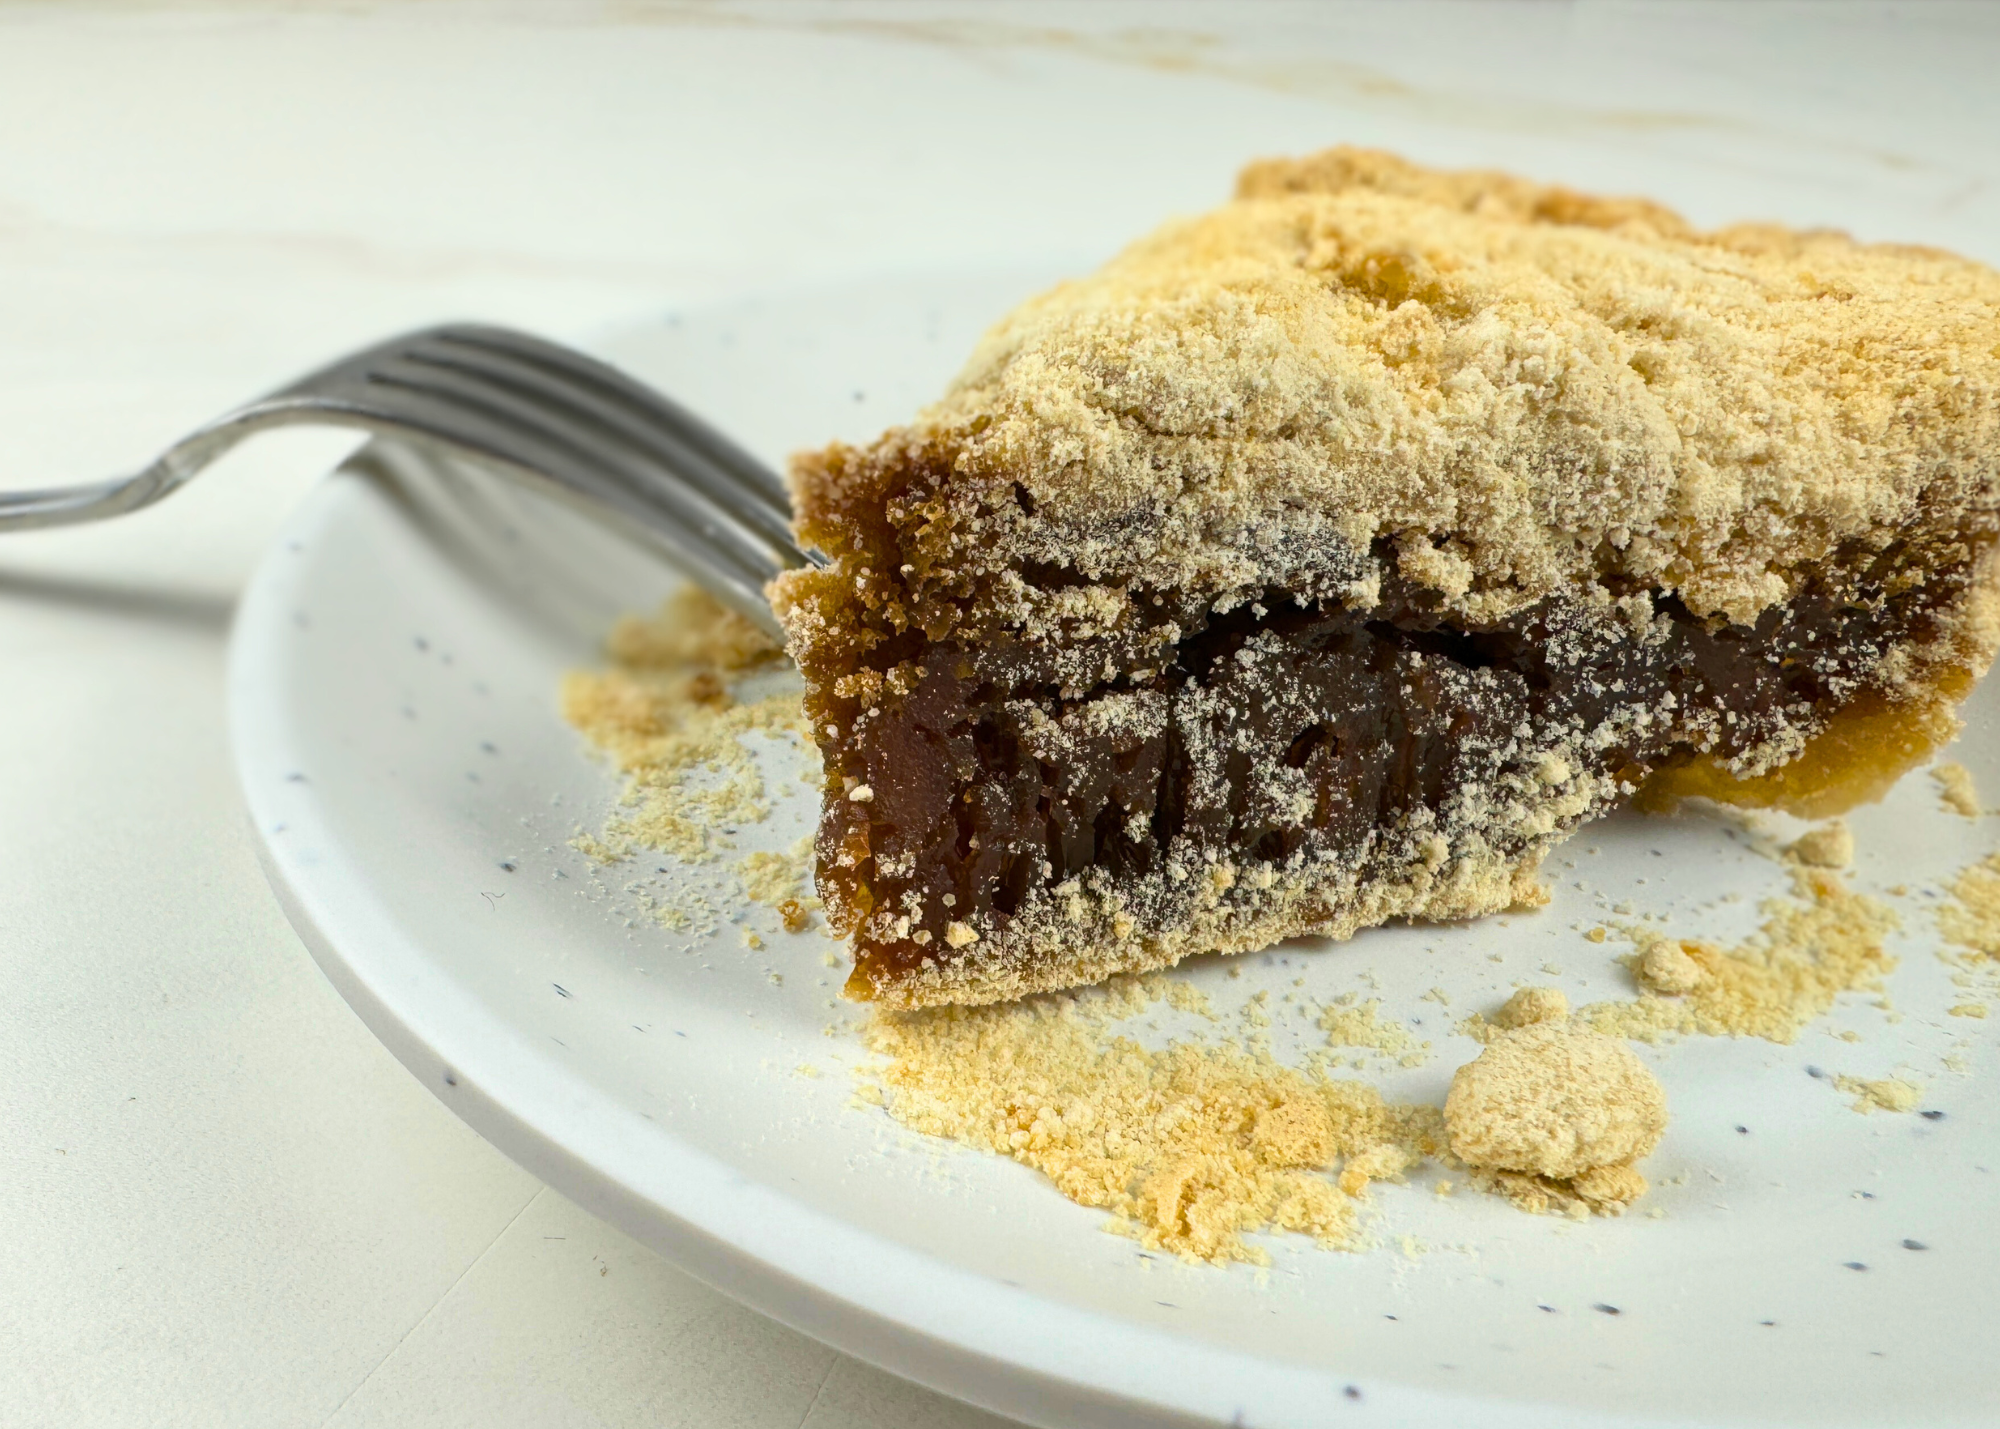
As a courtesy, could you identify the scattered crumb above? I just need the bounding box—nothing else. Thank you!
[795,1064,821,1079]
[1491,986,1568,1029]
[1933,761,1981,818]
[564,589,820,932]
[1785,819,1853,870]
[863,975,1443,1265]
[1444,1023,1667,1218]
[1949,1002,1989,1019]
[1160,978,1218,1019]
[1578,869,1896,1044]
[1938,853,2000,958]
[740,839,815,909]
[1319,998,1429,1065]
[1834,1075,1922,1114]
[1584,926,1608,945]
[1635,940,1708,997]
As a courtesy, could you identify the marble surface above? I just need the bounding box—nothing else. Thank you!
[2,4,1997,1426]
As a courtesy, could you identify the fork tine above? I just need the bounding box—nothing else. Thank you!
[286,333,800,566]
[394,329,802,556]
[331,360,793,597]
[428,324,794,518]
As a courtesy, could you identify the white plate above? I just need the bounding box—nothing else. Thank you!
[231,268,2000,1429]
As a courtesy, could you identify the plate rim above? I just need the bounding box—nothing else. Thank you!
[233,454,1695,1429]
[240,239,2000,1427]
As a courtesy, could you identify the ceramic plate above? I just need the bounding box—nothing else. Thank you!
[231,268,2000,1429]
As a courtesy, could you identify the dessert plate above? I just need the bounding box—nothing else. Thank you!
[231,267,2000,1429]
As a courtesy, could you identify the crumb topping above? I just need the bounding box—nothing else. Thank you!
[788,145,2000,634]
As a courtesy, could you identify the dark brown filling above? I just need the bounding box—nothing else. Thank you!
[812,537,1980,987]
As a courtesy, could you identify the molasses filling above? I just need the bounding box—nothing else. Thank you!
[773,147,2000,1008]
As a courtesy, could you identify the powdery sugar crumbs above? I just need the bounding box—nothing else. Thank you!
[562,589,819,926]
[859,974,1443,1266]
[1576,867,1897,1045]
[1936,851,2000,1023]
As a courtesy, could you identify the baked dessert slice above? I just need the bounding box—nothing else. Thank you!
[771,146,2000,1009]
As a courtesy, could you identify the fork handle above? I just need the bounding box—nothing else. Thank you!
[0,377,809,643]
[0,410,292,532]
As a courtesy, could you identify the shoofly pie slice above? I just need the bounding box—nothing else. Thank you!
[771,147,2000,1009]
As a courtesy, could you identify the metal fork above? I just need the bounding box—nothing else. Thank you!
[0,323,817,640]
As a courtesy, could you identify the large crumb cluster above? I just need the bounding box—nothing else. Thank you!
[1445,1023,1667,1218]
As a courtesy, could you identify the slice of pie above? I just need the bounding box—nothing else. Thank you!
[770,146,2000,1009]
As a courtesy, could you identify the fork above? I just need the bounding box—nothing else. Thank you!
[0,323,817,641]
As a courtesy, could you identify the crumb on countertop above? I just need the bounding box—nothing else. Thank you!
[1939,852,2000,958]
[1318,996,1429,1066]
[1491,986,1569,1030]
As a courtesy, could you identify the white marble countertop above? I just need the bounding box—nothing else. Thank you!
[3,4,1997,1425]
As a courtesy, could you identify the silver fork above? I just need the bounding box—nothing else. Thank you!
[0,323,817,640]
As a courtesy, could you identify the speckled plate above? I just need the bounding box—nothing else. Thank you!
[231,267,2000,1429]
